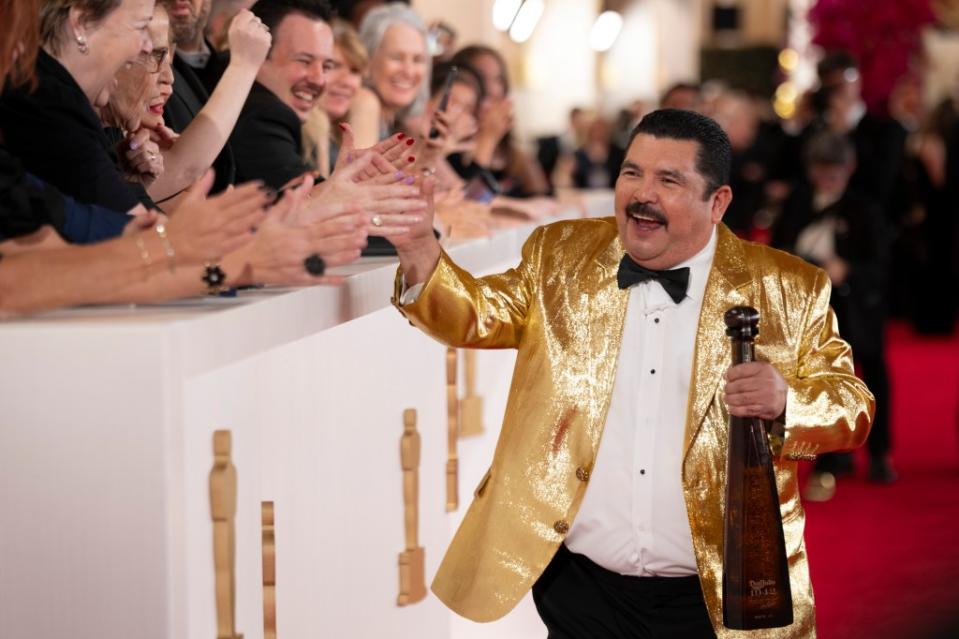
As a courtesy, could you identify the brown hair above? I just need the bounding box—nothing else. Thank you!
[40,0,123,54]
[332,17,367,74]
[0,0,41,92]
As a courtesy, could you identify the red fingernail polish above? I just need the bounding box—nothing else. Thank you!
[397,132,405,140]
[407,156,415,163]
[405,138,415,146]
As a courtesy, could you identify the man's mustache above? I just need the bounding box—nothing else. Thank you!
[625,201,667,224]
[292,81,324,98]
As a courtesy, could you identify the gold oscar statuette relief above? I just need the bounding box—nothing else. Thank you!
[210,430,242,639]
[446,349,459,512]
[262,502,276,639]
[397,409,427,606]
[459,349,484,437]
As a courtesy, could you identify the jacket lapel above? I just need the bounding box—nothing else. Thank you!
[683,225,753,460]
[582,231,630,450]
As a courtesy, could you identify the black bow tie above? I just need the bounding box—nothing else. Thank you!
[617,254,690,304]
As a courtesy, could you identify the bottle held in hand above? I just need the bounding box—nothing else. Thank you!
[722,306,793,630]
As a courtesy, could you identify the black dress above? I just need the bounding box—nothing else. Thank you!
[0,50,155,212]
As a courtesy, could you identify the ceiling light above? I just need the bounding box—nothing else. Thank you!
[509,0,544,43]
[589,10,623,52]
[492,0,524,32]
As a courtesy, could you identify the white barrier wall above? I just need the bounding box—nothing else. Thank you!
[0,193,614,639]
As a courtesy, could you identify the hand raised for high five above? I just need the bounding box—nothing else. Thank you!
[390,177,442,286]
[308,152,428,237]
[333,123,417,179]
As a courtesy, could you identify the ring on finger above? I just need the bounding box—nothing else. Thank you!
[303,253,325,277]
[371,215,383,227]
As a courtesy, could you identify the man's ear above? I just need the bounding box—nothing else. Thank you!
[710,184,733,224]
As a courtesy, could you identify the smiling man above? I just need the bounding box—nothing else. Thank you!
[230,0,334,189]
[390,109,874,638]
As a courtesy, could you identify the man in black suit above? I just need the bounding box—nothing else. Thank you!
[230,0,334,190]
[772,131,895,497]
[161,0,236,194]
[814,52,907,216]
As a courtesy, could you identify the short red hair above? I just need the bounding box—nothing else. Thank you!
[0,0,40,93]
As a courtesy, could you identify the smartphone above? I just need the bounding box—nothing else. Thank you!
[429,66,458,140]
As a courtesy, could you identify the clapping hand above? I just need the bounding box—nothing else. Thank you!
[333,123,417,179]
[309,152,427,237]
[162,170,269,264]
[230,175,369,286]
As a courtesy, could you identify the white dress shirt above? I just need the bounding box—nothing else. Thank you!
[565,228,718,577]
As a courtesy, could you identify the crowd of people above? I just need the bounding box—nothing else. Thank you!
[1,0,955,493]
[0,0,560,317]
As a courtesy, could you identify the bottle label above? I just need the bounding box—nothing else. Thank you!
[743,467,781,609]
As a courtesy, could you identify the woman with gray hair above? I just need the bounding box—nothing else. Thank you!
[347,1,430,147]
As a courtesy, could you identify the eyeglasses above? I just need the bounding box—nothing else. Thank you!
[137,47,169,73]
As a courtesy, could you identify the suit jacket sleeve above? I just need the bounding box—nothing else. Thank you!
[231,99,311,191]
[392,227,544,349]
[778,268,875,460]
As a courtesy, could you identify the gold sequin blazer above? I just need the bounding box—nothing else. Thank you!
[393,220,874,637]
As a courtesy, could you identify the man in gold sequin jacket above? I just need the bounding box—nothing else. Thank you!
[391,109,873,638]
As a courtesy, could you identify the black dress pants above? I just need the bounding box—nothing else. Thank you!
[532,545,716,639]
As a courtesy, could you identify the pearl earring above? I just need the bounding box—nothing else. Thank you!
[75,35,89,54]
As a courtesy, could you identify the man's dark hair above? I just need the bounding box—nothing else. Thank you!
[626,108,731,199]
[250,0,333,35]
[817,50,858,84]
[803,131,855,168]
[660,82,700,106]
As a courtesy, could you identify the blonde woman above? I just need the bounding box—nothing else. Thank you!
[303,18,368,177]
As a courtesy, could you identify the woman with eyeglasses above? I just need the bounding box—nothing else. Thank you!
[103,4,270,207]
[0,0,381,317]
[0,0,162,212]
[101,4,172,190]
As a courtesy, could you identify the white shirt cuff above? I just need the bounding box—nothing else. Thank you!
[399,276,425,306]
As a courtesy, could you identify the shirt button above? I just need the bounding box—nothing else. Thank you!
[640,469,646,475]
[650,369,656,374]
[654,318,660,323]
[575,467,590,482]
[553,520,570,535]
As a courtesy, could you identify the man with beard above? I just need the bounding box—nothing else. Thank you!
[161,0,254,194]
[230,0,334,190]
[389,109,874,637]
[166,0,224,92]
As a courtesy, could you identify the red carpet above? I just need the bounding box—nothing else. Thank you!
[803,323,959,638]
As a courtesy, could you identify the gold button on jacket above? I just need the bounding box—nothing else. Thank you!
[394,221,874,638]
